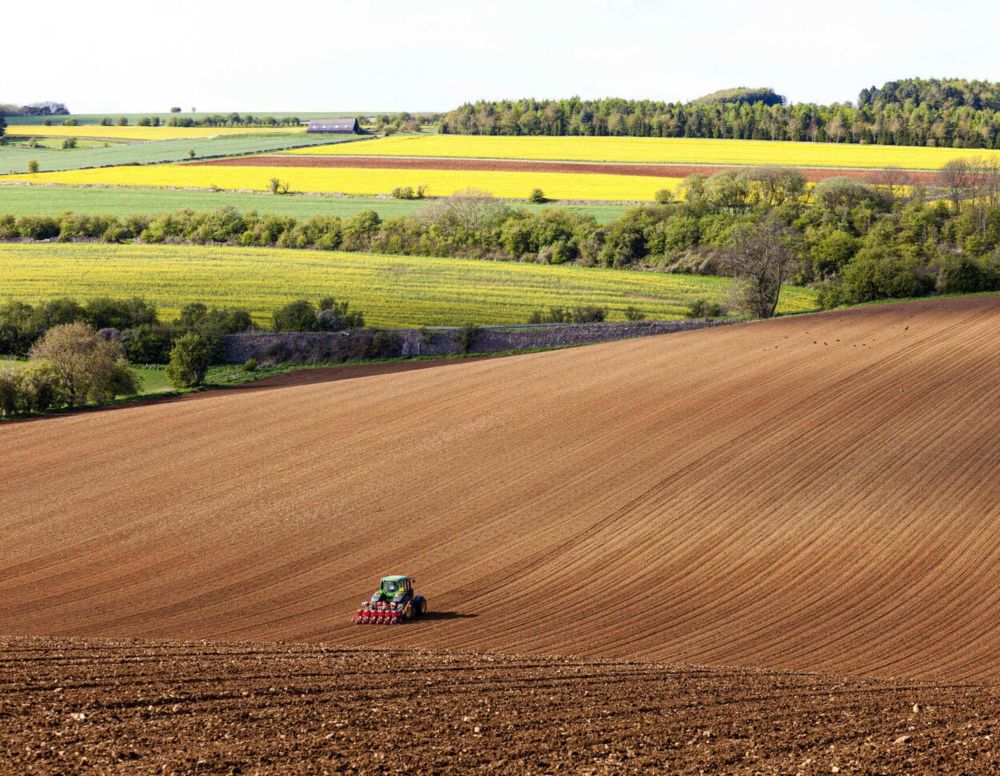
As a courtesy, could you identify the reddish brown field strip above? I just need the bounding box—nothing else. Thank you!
[191,154,938,183]
[2,638,997,775]
[1,297,999,683]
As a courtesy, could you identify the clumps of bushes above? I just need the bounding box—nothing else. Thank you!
[0,200,606,265]
[0,361,66,416]
[527,306,607,324]
[936,254,1000,294]
[390,185,427,200]
[260,328,402,364]
[166,332,213,388]
[685,299,726,318]
[272,297,364,333]
[529,188,547,204]
[0,212,150,243]
[0,296,255,363]
[0,322,139,417]
[369,330,403,359]
[455,323,479,353]
[1,294,374,365]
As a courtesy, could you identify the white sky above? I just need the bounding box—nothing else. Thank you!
[5,0,1000,113]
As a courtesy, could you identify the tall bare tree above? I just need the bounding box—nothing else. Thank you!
[866,167,912,202]
[726,216,800,319]
[937,159,973,211]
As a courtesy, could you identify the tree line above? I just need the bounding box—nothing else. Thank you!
[0,102,70,116]
[0,294,369,362]
[440,79,1000,148]
[5,161,1000,311]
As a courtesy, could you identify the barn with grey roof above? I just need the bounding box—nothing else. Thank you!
[307,118,361,134]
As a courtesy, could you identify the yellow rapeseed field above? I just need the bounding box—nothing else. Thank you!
[288,133,1000,170]
[4,165,682,201]
[5,125,307,141]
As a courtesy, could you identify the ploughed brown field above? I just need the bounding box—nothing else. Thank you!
[191,154,939,184]
[2,296,998,771]
[3,638,998,774]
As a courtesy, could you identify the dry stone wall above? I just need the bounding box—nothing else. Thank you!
[221,319,735,365]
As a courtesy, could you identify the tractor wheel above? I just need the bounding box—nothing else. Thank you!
[413,597,427,618]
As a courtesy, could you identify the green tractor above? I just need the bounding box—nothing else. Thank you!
[353,575,428,625]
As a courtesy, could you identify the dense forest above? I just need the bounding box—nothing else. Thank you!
[440,79,1000,149]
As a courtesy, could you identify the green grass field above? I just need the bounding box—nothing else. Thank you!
[0,185,630,222]
[0,134,365,174]
[0,243,818,326]
[6,137,122,151]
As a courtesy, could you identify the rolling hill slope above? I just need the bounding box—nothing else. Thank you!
[1,296,998,681]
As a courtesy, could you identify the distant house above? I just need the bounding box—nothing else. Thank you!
[306,118,361,134]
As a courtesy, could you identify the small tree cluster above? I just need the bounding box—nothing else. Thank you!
[0,323,138,416]
[685,299,725,319]
[390,185,427,200]
[0,361,65,416]
[165,332,213,388]
[272,298,364,332]
[527,306,607,324]
[0,296,253,361]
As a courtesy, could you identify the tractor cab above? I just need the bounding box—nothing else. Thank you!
[377,575,413,602]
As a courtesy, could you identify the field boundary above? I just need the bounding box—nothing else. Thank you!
[223,318,735,364]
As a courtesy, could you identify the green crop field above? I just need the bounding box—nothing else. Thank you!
[0,134,366,174]
[0,243,818,326]
[0,186,629,222]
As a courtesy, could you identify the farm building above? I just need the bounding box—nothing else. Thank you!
[307,118,361,134]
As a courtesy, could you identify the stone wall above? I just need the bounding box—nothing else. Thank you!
[221,319,735,365]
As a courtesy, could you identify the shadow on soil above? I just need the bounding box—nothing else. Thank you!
[422,611,478,621]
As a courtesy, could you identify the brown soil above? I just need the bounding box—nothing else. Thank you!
[1,297,999,684]
[191,154,939,183]
[226,355,494,391]
[2,637,997,775]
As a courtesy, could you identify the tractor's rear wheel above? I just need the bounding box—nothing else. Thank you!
[413,597,427,618]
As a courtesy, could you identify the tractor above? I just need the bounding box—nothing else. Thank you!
[353,575,427,625]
